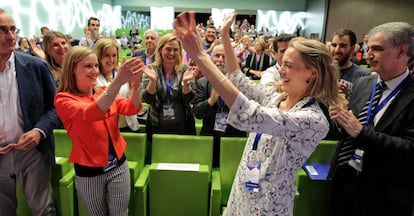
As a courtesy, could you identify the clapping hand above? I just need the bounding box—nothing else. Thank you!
[117,57,144,85]
[183,66,197,83]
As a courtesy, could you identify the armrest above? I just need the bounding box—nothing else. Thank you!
[209,168,221,216]
[135,165,150,189]
[59,169,75,186]
[134,165,150,216]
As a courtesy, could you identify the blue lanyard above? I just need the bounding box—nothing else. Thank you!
[163,73,174,100]
[366,75,409,124]
[218,97,225,112]
[252,133,262,150]
[111,69,116,79]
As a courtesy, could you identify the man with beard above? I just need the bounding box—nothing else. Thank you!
[133,29,158,65]
[328,22,414,216]
[203,25,220,55]
[193,44,246,167]
[330,29,370,94]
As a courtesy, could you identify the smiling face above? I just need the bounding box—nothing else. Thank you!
[47,36,69,66]
[212,45,226,73]
[279,47,315,97]
[99,46,118,75]
[160,40,180,66]
[330,35,353,68]
[144,30,158,52]
[366,32,401,77]
[74,53,99,94]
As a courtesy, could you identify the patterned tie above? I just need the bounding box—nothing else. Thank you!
[336,81,387,167]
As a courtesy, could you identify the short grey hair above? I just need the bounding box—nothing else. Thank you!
[368,22,414,60]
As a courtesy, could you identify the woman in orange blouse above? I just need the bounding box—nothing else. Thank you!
[54,46,144,216]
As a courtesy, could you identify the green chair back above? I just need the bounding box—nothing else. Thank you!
[151,134,214,169]
[219,137,247,206]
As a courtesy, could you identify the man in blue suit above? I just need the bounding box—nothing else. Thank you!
[0,8,58,215]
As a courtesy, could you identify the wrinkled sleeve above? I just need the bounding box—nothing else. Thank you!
[227,93,329,149]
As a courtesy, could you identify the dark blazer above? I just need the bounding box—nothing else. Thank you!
[192,77,246,137]
[329,73,414,216]
[133,50,155,65]
[15,52,58,164]
[242,52,273,80]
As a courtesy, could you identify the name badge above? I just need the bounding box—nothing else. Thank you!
[162,103,175,120]
[103,157,118,172]
[214,112,228,132]
[245,160,261,192]
[348,148,364,172]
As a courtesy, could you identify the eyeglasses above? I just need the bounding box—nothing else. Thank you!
[0,26,20,36]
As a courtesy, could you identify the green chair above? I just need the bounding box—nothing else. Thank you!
[210,136,247,216]
[293,140,338,216]
[53,129,77,216]
[137,134,214,216]
[77,132,147,216]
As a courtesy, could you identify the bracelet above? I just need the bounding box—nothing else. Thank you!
[218,77,227,85]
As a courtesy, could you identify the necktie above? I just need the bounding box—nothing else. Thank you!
[336,81,387,167]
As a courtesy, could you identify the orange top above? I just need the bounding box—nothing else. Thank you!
[54,90,141,167]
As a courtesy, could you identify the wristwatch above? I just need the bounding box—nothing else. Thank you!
[181,81,190,87]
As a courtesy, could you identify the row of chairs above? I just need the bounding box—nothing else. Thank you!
[17,129,338,216]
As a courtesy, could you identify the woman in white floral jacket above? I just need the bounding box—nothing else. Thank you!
[174,12,345,216]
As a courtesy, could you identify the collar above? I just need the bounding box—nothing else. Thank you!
[380,69,410,91]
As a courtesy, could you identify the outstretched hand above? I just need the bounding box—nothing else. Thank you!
[220,13,237,38]
[174,12,205,59]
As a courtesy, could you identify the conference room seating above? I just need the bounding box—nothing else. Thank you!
[135,134,213,216]
[210,136,247,215]
[293,139,338,216]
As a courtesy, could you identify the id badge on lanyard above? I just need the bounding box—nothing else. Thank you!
[214,98,228,132]
[245,133,262,192]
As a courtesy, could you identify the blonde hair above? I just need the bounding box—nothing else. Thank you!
[254,38,267,51]
[93,38,119,81]
[289,37,344,106]
[57,46,95,95]
[153,33,184,72]
[42,30,70,81]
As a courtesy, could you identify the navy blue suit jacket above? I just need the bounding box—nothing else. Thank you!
[14,52,58,164]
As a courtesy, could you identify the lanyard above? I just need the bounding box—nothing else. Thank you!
[111,69,116,79]
[365,75,409,124]
[218,97,225,112]
[250,53,264,70]
[163,73,174,100]
[252,133,262,150]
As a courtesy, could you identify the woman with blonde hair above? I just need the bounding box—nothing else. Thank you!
[93,37,120,87]
[141,33,197,138]
[30,30,70,85]
[55,46,144,215]
[242,37,273,80]
[174,12,345,216]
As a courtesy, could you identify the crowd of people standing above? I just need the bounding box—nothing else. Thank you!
[2,6,414,216]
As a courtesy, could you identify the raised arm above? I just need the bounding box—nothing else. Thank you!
[174,12,239,107]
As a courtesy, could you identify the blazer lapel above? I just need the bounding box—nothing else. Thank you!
[14,53,31,129]
[375,75,414,131]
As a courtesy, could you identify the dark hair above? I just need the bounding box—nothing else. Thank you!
[87,17,100,26]
[332,29,357,46]
[273,34,295,52]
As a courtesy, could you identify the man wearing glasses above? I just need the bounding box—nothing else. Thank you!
[0,8,58,215]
